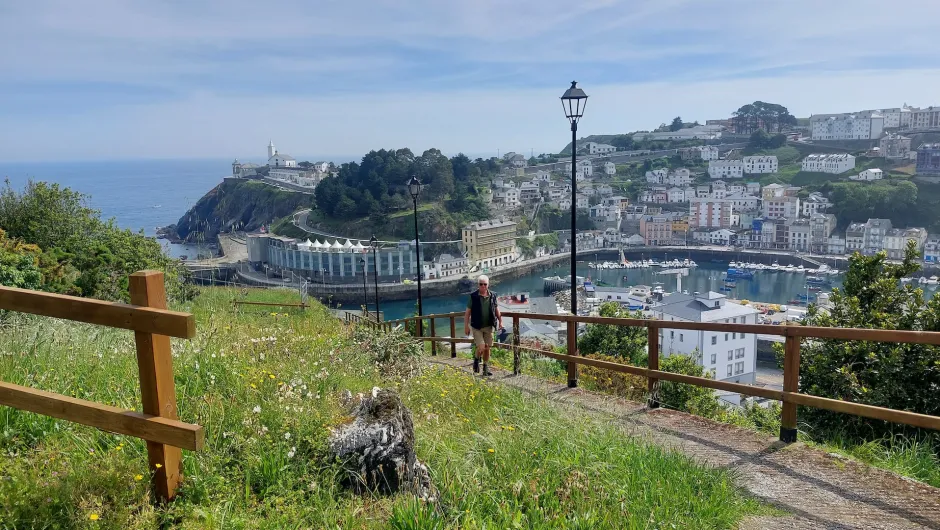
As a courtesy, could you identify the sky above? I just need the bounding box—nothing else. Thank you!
[1,0,939,163]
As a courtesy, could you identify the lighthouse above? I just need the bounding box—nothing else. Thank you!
[267,140,276,159]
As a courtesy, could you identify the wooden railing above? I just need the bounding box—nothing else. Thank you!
[0,271,203,501]
[376,310,940,442]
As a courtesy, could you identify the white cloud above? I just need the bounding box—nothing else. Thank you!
[4,69,940,162]
[1,0,939,161]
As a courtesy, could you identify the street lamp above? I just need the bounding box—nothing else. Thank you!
[561,81,587,388]
[408,176,424,336]
[359,257,368,319]
[370,234,381,322]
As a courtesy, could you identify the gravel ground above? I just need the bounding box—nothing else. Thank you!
[428,356,940,529]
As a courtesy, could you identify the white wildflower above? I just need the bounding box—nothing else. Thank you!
[287,447,296,458]
[252,406,261,414]
[284,432,291,440]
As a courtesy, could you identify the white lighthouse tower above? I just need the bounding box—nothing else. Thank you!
[267,140,276,159]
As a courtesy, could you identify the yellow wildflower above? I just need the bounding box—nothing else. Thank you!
[155,463,163,469]
[250,383,257,389]
[269,374,276,379]
[89,513,99,521]
[487,448,495,453]
[134,474,143,481]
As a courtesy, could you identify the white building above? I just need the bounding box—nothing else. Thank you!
[850,168,884,181]
[709,229,736,246]
[269,168,321,188]
[810,113,885,140]
[508,154,528,168]
[742,155,778,174]
[924,238,940,264]
[585,142,617,155]
[801,153,856,174]
[883,228,928,260]
[632,125,724,142]
[906,106,940,130]
[494,187,521,207]
[535,170,552,182]
[268,152,297,168]
[604,161,616,176]
[788,220,811,251]
[699,146,719,161]
[746,182,761,195]
[577,159,593,177]
[595,183,614,196]
[724,193,760,212]
[645,168,668,183]
[802,193,831,217]
[708,160,744,179]
[655,292,759,385]
[422,253,469,279]
[763,196,800,220]
[667,187,686,203]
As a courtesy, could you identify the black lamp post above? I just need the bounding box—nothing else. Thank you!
[370,234,381,321]
[359,257,368,318]
[561,80,588,388]
[408,176,424,336]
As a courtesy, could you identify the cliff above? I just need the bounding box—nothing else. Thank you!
[171,179,315,243]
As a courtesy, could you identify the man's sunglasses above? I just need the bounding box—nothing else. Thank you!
[479,282,488,286]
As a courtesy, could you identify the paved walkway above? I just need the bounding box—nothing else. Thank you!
[428,356,940,529]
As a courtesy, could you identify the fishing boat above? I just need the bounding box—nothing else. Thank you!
[725,267,754,279]
[806,276,830,285]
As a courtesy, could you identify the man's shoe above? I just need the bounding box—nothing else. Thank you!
[473,357,480,373]
[482,363,493,376]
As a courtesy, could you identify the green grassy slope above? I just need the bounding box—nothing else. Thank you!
[0,287,767,528]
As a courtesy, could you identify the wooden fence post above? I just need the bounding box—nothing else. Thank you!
[129,271,183,502]
[647,326,660,409]
[780,334,801,443]
[566,319,578,388]
[512,315,521,375]
[450,316,457,358]
[430,318,437,356]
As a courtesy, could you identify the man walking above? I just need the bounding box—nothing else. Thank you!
[464,275,502,376]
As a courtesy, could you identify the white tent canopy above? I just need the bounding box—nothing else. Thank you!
[330,240,344,250]
[343,239,354,249]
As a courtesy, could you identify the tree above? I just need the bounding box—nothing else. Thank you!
[450,153,471,181]
[795,242,940,440]
[515,237,535,259]
[659,353,723,418]
[733,101,797,134]
[578,303,648,365]
[669,117,684,132]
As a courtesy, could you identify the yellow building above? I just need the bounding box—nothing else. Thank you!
[462,219,518,269]
[671,220,690,233]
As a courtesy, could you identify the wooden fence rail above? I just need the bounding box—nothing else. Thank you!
[0,271,203,501]
[370,310,940,442]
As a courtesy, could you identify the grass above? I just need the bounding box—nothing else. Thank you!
[0,287,767,528]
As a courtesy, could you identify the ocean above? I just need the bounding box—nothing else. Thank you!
[0,158,235,258]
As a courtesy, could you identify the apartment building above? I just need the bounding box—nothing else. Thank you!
[883,228,928,259]
[639,215,674,245]
[802,193,831,217]
[462,219,518,269]
[879,133,912,159]
[845,223,866,253]
[788,220,811,251]
[655,292,759,385]
[689,198,733,229]
[742,155,778,174]
[915,144,940,176]
[585,142,617,155]
[810,113,885,140]
[801,153,856,174]
[708,160,744,179]
[863,218,893,254]
[907,107,940,130]
[809,213,837,254]
[763,195,800,219]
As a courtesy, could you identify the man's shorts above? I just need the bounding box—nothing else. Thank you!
[472,326,494,347]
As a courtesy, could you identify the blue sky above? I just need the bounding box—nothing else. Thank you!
[1,0,939,162]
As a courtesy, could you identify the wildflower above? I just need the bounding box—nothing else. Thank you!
[252,406,261,414]
[250,383,257,389]
[155,464,162,469]
[284,432,291,440]
[269,374,276,379]
[287,447,296,458]
[134,474,143,481]
[488,448,495,453]
[115,445,123,451]
[89,513,100,521]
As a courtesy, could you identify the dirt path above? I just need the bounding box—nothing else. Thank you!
[428,357,940,530]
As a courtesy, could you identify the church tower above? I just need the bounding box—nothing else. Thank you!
[267,140,276,159]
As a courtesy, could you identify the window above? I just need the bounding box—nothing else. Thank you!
[710,353,716,364]
[711,335,717,345]
[670,330,674,339]
[727,365,733,377]
[679,333,684,342]
[732,332,736,340]
[732,317,737,324]
[735,361,745,374]
[724,333,729,341]
[728,350,733,360]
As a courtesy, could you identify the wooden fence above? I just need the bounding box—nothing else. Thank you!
[373,310,940,443]
[0,271,203,501]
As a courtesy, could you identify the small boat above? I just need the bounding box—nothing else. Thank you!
[796,265,805,273]
[928,276,939,285]
[900,277,913,283]
[770,262,781,271]
[785,265,796,272]
[719,287,732,292]
[808,286,822,292]
[919,276,929,285]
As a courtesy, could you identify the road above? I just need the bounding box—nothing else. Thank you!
[523,141,749,175]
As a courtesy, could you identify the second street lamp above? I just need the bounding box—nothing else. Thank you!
[370,234,381,322]
[359,257,368,319]
[560,80,588,388]
[408,176,424,337]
